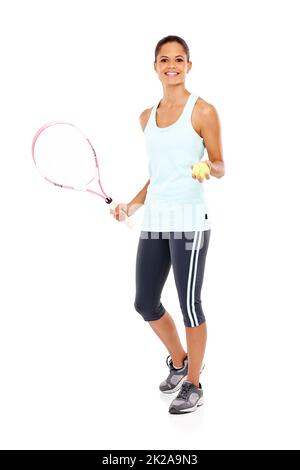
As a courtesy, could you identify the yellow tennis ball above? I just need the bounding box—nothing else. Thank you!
[192,162,209,179]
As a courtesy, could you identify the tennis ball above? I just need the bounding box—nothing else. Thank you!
[192,162,210,179]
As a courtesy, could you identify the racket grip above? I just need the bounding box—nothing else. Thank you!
[109,200,135,229]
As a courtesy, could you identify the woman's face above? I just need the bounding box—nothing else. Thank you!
[154,41,192,86]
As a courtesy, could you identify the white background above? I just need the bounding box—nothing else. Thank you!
[0,0,299,450]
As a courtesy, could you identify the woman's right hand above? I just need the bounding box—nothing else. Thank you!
[110,203,129,222]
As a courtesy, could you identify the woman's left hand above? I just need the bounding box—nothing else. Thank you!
[191,160,211,183]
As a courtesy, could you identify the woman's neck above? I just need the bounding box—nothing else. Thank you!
[160,87,190,107]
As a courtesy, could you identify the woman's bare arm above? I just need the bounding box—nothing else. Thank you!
[127,179,150,216]
[198,104,225,179]
[112,109,152,220]
[127,109,152,216]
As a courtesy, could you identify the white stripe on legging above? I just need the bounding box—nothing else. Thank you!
[186,231,202,327]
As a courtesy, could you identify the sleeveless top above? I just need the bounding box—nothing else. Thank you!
[141,92,212,232]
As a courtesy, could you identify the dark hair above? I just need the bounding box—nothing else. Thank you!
[154,35,190,63]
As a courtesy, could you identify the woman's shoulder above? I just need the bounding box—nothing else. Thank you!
[194,95,215,114]
[139,107,153,132]
[193,96,218,127]
[192,96,218,139]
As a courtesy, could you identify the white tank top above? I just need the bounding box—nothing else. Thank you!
[141,92,212,232]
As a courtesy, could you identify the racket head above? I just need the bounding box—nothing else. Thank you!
[32,121,98,190]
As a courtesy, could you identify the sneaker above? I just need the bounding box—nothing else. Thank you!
[169,381,204,414]
[159,355,188,394]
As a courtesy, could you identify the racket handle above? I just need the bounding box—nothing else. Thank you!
[109,200,135,229]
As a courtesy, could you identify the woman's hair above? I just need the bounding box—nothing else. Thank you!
[154,35,190,63]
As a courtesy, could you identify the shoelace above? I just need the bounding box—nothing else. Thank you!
[177,382,193,400]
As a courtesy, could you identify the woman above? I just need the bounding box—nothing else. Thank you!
[111,35,225,414]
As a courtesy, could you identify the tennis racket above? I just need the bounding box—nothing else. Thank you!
[31,121,134,228]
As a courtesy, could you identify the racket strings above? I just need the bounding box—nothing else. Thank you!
[32,122,112,202]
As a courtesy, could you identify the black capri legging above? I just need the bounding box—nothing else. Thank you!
[134,230,211,328]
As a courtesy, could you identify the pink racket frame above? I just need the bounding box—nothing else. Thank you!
[31,121,113,204]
